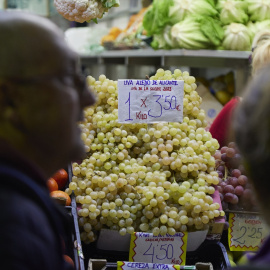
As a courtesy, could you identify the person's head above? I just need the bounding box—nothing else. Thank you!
[234,65,270,225]
[0,11,96,178]
[251,30,270,76]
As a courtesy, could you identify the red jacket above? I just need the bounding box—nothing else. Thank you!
[209,97,240,148]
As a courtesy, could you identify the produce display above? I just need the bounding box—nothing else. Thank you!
[66,69,225,244]
[143,0,270,51]
[54,0,120,23]
[214,142,258,211]
[101,7,150,50]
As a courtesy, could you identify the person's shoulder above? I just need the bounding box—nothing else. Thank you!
[0,187,64,270]
[0,186,54,235]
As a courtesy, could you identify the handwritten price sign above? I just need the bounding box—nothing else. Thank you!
[117,261,184,270]
[118,80,184,123]
[129,232,187,265]
[228,213,270,251]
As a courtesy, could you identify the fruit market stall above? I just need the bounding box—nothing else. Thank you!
[62,68,240,269]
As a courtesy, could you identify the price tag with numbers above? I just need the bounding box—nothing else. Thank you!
[228,213,270,251]
[117,261,196,270]
[118,80,184,123]
[129,232,187,265]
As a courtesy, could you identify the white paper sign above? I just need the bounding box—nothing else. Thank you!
[229,213,270,251]
[118,80,184,123]
[129,232,187,265]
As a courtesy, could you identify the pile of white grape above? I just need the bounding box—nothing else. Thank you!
[66,69,225,244]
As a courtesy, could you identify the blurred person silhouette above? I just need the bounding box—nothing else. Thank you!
[230,30,270,270]
[232,64,270,270]
[210,30,270,148]
[0,11,95,270]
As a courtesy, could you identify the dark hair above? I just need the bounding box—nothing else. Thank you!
[234,65,270,219]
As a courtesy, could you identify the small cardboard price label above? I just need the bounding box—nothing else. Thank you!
[129,232,187,265]
[228,213,270,251]
[118,80,184,123]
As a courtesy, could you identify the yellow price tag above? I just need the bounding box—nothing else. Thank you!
[129,232,188,265]
[228,213,270,251]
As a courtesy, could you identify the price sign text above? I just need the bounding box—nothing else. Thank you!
[229,213,270,251]
[118,80,184,123]
[129,232,187,265]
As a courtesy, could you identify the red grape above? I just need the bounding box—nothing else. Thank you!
[238,175,248,186]
[235,185,244,196]
[227,177,239,187]
[214,150,221,160]
[224,193,234,202]
[221,146,228,154]
[228,142,236,149]
[232,169,241,178]
[231,195,239,204]
[220,181,227,189]
[218,171,224,178]
[221,153,229,162]
[224,185,235,194]
[218,186,223,194]
[226,148,236,158]
[217,165,225,174]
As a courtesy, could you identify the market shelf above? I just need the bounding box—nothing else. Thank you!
[80,49,250,68]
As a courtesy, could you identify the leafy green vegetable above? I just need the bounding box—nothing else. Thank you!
[246,0,270,22]
[143,0,174,36]
[151,26,178,50]
[247,20,270,40]
[169,0,218,24]
[217,0,248,25]
[222,23,251,51]
[198,16,224,46]
[170,16,224,49]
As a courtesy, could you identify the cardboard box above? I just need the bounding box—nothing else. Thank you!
[196,84,223,129]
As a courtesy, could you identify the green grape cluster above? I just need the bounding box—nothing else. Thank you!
[66,69,225,244]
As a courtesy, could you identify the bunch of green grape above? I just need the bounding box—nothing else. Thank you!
[66,69,225,244]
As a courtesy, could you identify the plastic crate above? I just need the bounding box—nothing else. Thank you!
[83,240,230,270]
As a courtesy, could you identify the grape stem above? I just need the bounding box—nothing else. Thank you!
[224,166,228,180]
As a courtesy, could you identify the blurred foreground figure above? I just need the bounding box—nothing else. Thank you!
[233,65,270,269]
[210,30,270,148]
[0,11,95,269]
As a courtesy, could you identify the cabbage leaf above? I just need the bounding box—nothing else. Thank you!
[246,0,270,22]
[217,0,248,25]
[143,0,174,36]
[170,16,224,49]
[169,0,218,24]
